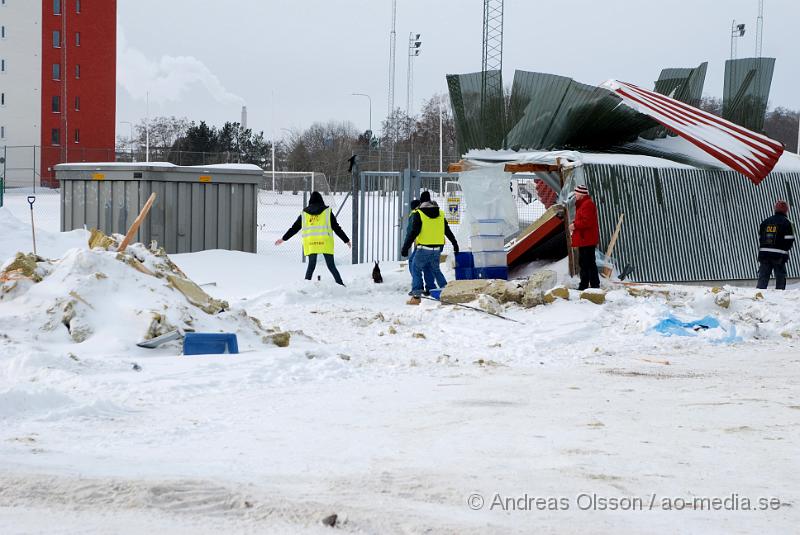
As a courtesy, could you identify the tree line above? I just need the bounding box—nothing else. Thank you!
[116,94,458,192]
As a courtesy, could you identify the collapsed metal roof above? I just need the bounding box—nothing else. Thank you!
[447,61,783,183]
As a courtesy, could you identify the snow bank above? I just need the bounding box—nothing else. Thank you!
[0,208,88,264]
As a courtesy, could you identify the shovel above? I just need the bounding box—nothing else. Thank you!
[27,195,37,256]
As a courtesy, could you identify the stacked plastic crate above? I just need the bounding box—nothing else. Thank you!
[454,219,508,280]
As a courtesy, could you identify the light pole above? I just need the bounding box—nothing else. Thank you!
[351,93,372,136]
[407,33,421,116]
[120,121,134,162]
[730,20,746,60]
[145,91,151,162]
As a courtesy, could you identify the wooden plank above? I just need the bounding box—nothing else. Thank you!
[506,207,565,266]
[602,213,625,278]
[118,192,157,253]
[504,162,561,173]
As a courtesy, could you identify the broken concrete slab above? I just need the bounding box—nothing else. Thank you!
[522,270,558,308]
[440,280,493,304]
[477,294,504,316]
[580,289,607,305]
[543,285,570,304]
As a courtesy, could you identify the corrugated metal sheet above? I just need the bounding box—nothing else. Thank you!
[723,57,775,132]
[585,164,800,282]
[447,71,505,155]
[504,71,655,151]
[56,164,260,254]
[653,63,707,107]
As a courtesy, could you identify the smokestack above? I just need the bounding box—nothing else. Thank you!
[241,106,248,129]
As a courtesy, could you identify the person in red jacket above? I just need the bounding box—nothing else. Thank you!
[569,184,600,290]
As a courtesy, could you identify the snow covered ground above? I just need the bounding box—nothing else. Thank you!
[1,202,799,533]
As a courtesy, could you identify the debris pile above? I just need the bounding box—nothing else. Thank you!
[0,230,288,351]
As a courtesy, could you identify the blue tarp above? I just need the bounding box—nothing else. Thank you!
[651,314,740,344]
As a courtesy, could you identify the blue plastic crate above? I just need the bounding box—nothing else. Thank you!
[455,267,474,280]
[474,267,508,280]
[454,252,474,268]
[183,333,239,355]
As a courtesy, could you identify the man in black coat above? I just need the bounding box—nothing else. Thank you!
[756,200,795,290]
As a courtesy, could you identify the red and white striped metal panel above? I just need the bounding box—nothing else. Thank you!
[601,80,784,185]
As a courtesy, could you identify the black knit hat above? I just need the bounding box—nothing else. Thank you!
[308,191,324,205]
[419,191,432,203]
[410,199,421,210]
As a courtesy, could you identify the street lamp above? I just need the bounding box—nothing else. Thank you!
[120,121,134,162]
[351,93,372,137]
[407,33,422,116]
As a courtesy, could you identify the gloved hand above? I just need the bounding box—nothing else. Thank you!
[453,246,459,254]
[401,248,409,258]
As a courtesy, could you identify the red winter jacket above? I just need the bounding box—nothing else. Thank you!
[572,196,600,247]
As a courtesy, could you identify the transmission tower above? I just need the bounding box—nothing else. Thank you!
[755,0,764,58]
[387,0,397,119]
[481,0,504,143]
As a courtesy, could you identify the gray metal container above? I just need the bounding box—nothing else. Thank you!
[56,163,261,254]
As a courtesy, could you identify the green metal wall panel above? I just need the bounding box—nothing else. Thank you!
[585,164,799,283]
[723,57,775,132]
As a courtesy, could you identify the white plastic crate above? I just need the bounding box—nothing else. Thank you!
[470,235,504,252]
[470,219,504,236]
[473,251,507,268]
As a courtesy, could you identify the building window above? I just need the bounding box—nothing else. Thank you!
[74,129,80,143]
[1,93,5,106]
[51,128,61,146]
[1,26,5,39]
[52,95,60,113]
[54,0,61,15]
[1,59,5,72]
[52,63,60,80]
[74,95,80,110]
[1,126,5,139]
[75,32,80,46]
[53,31,60,48]
[75,64,80,79]
[76,0,81,13]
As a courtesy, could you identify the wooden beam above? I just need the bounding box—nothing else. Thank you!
[504,162,561,173]
[602,214,625,278]
[118,192,157,253]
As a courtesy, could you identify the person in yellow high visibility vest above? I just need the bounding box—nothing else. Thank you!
[401,198,459,304]
[275,191,351,285]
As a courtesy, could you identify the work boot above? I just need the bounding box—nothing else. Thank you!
[406,296,421,305]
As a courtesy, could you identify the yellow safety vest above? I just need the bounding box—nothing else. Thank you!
[302,208,334,256]
[416,211,445,246]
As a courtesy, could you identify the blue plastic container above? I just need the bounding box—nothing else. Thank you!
[455,267,474,280]
[474,266,509,280]
[454,252,474,268]
[429,288,442,300]
[183,333,239,355]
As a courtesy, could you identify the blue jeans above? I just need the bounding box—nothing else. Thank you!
[432,249,448,289]
[411,248,438,297]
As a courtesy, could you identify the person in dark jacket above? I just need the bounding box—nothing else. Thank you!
[406,199,421,278]
[275,191,351,285]
[569,184,600,290]
[756,200,794,290]
[401,197,459,303]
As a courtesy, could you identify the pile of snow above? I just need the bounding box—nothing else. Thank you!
[0,231,279,357]
[0,207,88,262]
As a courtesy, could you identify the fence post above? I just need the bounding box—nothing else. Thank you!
[350,156,360,264]
[0,146,5,207]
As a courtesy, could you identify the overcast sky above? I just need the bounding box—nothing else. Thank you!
[116,0,800,139]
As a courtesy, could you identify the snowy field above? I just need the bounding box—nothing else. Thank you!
[1,193,799,534]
